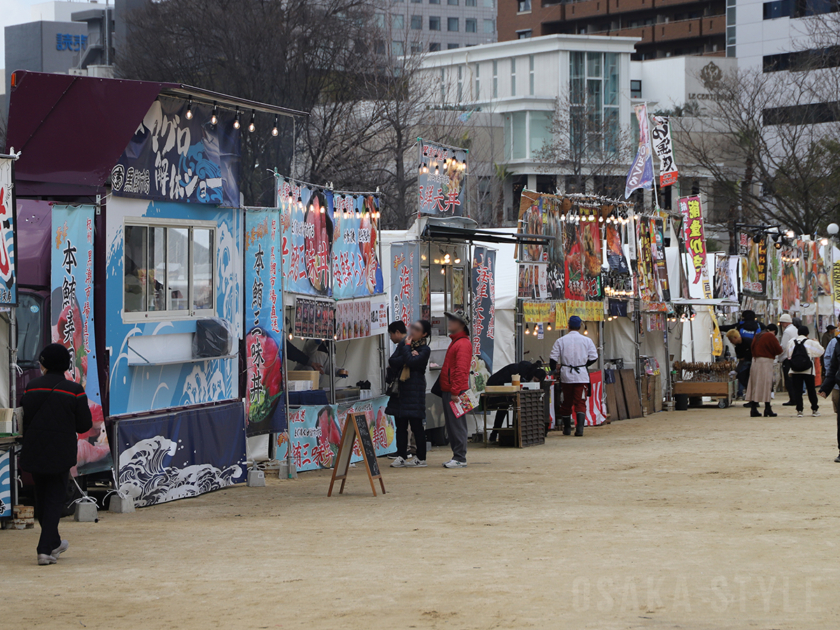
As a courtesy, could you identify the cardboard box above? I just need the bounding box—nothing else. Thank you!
[288,371,320,391]
[640,374,662,414]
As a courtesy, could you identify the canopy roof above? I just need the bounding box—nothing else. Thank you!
[5,71,305,198]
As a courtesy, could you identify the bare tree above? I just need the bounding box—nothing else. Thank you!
[118,0,379,207]
[678,56,840,235]
[534,95,633,199]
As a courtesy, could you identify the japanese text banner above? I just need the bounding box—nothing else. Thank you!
[679,196,712,299]
[330,193,383,299]
[244,210,286,437]
[52,205,111,476]
[417,139,466,216]
[472,246,496,373]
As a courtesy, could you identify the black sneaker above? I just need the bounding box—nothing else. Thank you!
[782,401,796,406]
[834,454,840,463]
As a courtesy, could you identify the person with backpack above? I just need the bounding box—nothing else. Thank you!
[786,325,824,418]
[19,344,93,565]
[745,324,784,417]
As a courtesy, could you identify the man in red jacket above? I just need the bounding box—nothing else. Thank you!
[440,310,472,468]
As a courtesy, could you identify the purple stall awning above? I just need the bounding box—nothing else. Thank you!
[5,71,171,197]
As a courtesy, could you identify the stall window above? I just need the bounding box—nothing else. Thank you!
[124,220,216,321]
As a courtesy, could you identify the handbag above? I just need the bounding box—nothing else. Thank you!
[386,378,400,397]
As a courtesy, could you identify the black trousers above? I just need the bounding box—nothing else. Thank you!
[782,361,792,394]
[395,416,426,461]
[32,472,68,556]
[790,373,818,412]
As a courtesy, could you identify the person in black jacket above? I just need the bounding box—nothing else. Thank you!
[386,320,432,468]
[819,340,840,462]
[20,344,93,565]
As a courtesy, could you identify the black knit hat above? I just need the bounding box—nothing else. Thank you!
[39,343,71,373]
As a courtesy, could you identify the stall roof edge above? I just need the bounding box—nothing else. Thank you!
[422,223,551,245]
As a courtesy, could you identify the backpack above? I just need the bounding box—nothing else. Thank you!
[789,339,812,372]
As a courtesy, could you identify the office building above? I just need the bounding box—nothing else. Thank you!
[381,0,498,54]
[497,0,726,60]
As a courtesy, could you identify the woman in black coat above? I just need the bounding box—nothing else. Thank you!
[386,320,431,468]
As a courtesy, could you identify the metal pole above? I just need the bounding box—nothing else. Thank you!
[9,309,16,410]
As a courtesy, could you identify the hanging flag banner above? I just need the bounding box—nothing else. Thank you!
[0,449,11,518]
[244,211,286,437]
[330,193,383,299]
[679,196,712,298]
[517,194,546,263]
[651,116,678,187]
[112,97,241,207]
[51,205,111,476]
[637,218,657,302]
[832,260,840,305]
[277,179,333,297]
[803,241,832,303]
[391,242,421,325]
[781,246,801,312]
[417,139,466,216]
[713,254,738,301]
[472,246,496,373]
[625,104,655,199]
[0,157,17,305]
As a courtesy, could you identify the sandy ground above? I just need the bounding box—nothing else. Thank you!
[2,394,840,629]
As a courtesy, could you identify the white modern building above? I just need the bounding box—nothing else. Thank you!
[417,34,740,220]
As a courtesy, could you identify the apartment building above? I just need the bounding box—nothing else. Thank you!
[496,0,727,59]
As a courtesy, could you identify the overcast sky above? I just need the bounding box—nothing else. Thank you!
[1,1,64,65]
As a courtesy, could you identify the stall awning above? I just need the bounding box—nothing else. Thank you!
[422,224,550,246]
[5,71,306,198]
[671,298,740,307]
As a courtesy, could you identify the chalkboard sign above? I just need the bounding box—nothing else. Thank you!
[353,414,380,477]
[328,412,386,497]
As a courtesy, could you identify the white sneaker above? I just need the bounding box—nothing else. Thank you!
[390,456,408,468]
[442,459,467,469]
[37,554,56,566]
[812,411,821,417]
[52,540,69,559]
[404,458,427,468]
[797,411,803,417]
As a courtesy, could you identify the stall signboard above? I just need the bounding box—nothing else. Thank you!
[277,396,396,472]
[713,254,738,301]
[803,240,832,303]
[417,139,466,216]
[52,205,111,476]
[833,261,840,305]
[335,299,370,341]
[117,402,246,507]
[294,297,336,340]
[518,193,566,298]
[651,116,678,187]
[740,236,767,297]
[569,215,603,302]
[472,246,496,373]
[112,97,240,207]
[605,221,629,274]
[0,157,17,305]
[0,449,11,518]
[781,246,801,312]
[330,193,383,299]
[244,211,286,437]
[391,242,421,325]
[679,196,713,298]
[518,193,546,263]
[652,218,671,302]
[523,301,552,323]
[637,218,657,302]
[277,180,333,297]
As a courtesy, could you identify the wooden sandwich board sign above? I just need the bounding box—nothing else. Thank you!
[328,412,386,497]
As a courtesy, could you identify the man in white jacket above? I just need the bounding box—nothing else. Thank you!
[785,325,824,417]
[779,313,799,405]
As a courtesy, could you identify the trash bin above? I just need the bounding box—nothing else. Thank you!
[675,394,689,411]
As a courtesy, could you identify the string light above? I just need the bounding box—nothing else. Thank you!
[524,323,530,335]
[210,103,218,126]
[233,110,241,130]
[248,110,256,133]
[272,115,279,137]
[185,97,193,120]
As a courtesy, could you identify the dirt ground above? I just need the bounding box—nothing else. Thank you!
[2,393,840,630]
